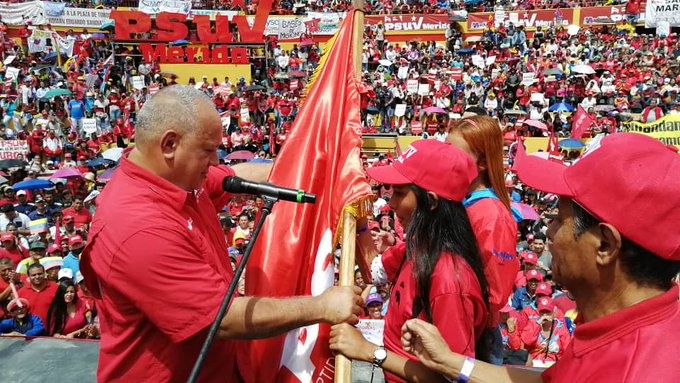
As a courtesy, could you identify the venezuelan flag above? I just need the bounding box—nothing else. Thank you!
[28,218,49,235]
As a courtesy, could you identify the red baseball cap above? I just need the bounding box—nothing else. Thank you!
[69,235,84,247]
[526,269,544,281]
[47,243,62,254]
[63,215,75,223]
[535,282,553,297]
[515,133,680,261]
[537,297,555,313]
[523,252,538,265]
[0,232,14,242]
[366,140,477,202]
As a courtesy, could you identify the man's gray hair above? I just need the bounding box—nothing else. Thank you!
[135,85,212,147]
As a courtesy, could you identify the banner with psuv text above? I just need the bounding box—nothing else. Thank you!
[621,114,680,150]
[0,140,29,160]
[645,0,680,28]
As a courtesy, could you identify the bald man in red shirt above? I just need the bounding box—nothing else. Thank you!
[81,86,362,383]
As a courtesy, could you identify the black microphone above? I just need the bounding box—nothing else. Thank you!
[222,176,316,204]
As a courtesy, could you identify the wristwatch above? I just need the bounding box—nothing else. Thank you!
[372,346,387,367]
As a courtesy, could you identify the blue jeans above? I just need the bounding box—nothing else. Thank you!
[488,326,504,366]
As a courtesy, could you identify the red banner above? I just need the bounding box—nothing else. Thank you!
[580,5,628,25]
[366,14,449,32]
[467,8,574,31]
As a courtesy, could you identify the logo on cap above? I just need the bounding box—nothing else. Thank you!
[395,145,418,164]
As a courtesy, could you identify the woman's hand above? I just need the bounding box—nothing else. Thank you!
[329,323,375,362]
[400,319,456,376]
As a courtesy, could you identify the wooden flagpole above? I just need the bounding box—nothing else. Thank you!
[335,2,365,382]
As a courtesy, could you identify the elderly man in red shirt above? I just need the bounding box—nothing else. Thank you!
[399,133,680,383]
[81,85,362,383]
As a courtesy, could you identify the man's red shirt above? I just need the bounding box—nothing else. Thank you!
[543,285,680,382]
[81,156,239,382]
[61,207,92,226]
[19,281,58,326]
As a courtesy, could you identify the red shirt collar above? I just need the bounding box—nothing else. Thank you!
[571,285,679,357]
[119,154,191,211]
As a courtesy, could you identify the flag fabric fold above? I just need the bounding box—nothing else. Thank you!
[242,10,372,383]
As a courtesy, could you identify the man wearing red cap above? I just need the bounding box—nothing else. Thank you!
[511,269,543,311]
[399,133,680,383]
[0,232,26,265]
[514,251,539,289]
[508,297,571,365]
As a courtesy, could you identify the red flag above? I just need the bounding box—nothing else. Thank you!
[547,126,559,153]
[304,18,321,33]
[571,105,596,139]
[243,10,372,383]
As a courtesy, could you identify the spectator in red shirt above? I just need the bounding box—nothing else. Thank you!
[508,297,570,364]
[60,196,92,227]
[80,86,361,382]
[0,232,27,265]
[18,263,58,326]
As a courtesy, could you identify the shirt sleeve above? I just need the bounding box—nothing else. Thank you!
[25,316,45,336]
[370,256,389,287]
[109,227,230,343]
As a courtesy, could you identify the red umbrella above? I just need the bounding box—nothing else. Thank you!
[523,119,548,131]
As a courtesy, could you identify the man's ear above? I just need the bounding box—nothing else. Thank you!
[594,223,623,267]
[160,130,180,161]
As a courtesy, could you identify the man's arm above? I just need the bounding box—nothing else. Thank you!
[231,162,273,184]
[401,319,544,383]
[217,286,363,339]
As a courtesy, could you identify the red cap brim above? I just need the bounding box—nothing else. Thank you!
[515,155,573,197]
[366,165,411,186]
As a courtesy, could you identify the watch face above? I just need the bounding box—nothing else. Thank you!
[374,348,387,360]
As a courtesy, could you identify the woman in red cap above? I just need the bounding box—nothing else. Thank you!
[329,140,489,382]
[447,115,520,365]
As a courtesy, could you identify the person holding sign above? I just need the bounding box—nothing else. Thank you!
[399,133,680,383]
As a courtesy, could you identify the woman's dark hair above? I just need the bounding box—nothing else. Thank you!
[572,201,680,290]
[406,185,490,359]
[47,280,79,336]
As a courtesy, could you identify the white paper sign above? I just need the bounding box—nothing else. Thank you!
[471,55,485,68]
[356,319,385,346]
[417,83,430,96]
[82,118,98,135]
[131,76,145,90]
[5,67,20,81]
[531,93,545,103]
[486,55,496,66]
[398,66,409,80]
[394,104,406,117]
[522,72,536,86]
[406,79,418,94]
[240,107,250,123]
